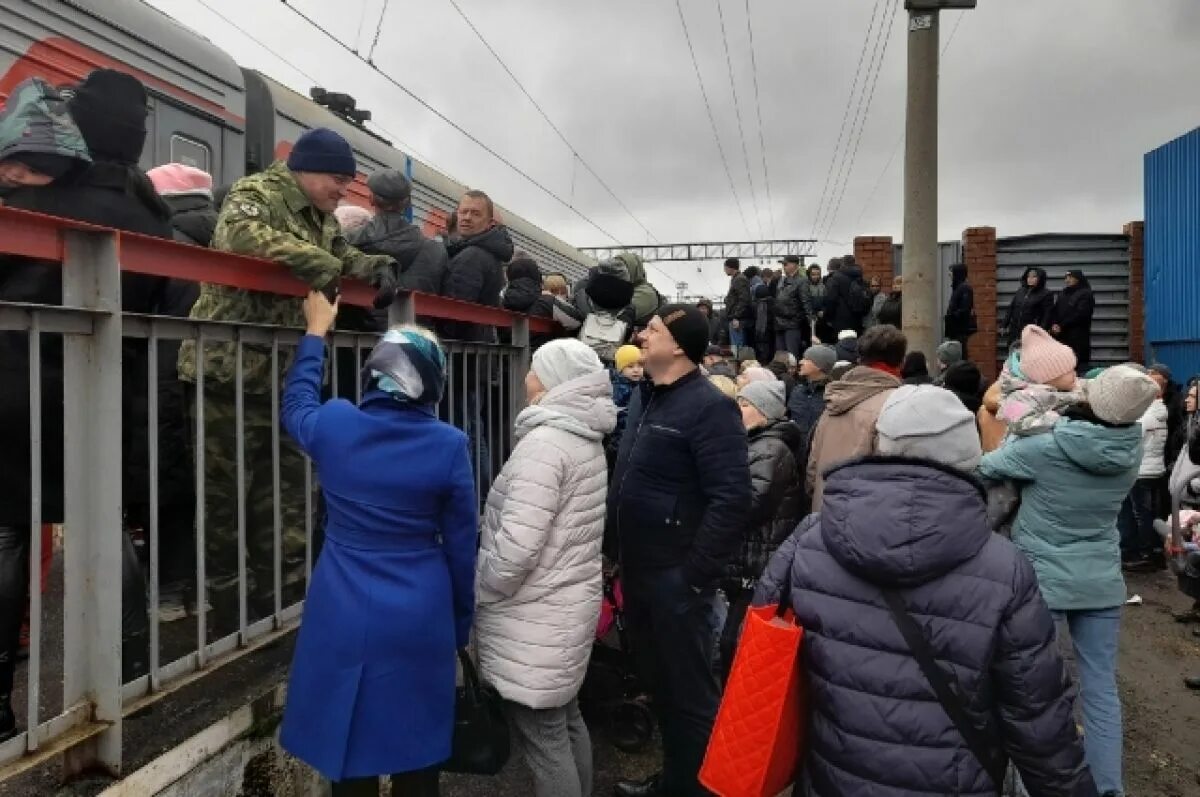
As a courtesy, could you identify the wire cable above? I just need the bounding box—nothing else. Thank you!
[807,0,889,243]
[714,0,763,239]
[853,10,967,227]
[818,0,900,243]
[744,0,776,238]
[674,0,752,237]
[279,0,626,245]
[444,0,660,245]
[366,0,391,64]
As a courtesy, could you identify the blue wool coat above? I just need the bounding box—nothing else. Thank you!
[278,335,478,780]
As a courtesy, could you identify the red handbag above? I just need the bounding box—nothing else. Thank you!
[699,601,807,797]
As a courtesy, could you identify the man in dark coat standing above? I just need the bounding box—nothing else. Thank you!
[772,255,810,358]
[722,257,752,356]
[822,253,872,334]
[610,304,751,797]
[944,262,976,352]
[351,169,448,297]
[1051,270,1096,374]
[442,189,513,343]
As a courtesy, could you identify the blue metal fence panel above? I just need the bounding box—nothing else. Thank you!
[1145,128,1200,369]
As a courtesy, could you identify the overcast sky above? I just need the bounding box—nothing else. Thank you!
[148,0,1200,298]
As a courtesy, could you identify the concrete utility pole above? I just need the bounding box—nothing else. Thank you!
[901,0,975,358]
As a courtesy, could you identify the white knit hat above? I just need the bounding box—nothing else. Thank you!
[876,385,982,472]
[1085,365,1158,425]
[531,338,604,391]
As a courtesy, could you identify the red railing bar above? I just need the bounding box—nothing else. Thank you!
[0,206,554,333]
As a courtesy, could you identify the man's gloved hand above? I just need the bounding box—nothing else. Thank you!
[371,263,399,310]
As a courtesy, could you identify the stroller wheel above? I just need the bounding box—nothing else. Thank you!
[610,700,654,754]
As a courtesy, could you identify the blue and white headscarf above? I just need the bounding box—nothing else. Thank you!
[362,326,447,406]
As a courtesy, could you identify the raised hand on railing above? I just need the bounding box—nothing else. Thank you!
[303,289,340,337]
[370,264,399,311]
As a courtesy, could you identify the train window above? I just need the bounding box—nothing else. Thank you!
[170,135,210,171]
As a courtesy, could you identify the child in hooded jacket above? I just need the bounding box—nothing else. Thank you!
[986,325,1083,531]
[606,345,644,472]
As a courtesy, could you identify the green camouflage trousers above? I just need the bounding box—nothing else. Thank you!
[189,382,312,606]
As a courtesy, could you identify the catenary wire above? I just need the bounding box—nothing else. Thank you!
[744,0,776,238]
[279,0,627,245]
[674,0,752,238]
[818,0,900,243]
[714,0,763,239]
[446,0,661,247]
[808,0,889,243]
[366,0,391,64]
[853,10,967,227]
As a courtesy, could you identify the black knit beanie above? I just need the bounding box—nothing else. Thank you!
[68,70,148,165]
[658,303,710,364]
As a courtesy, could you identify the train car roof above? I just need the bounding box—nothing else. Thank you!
[253,72,594,281]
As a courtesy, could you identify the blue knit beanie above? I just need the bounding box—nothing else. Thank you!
[287,128,356,176]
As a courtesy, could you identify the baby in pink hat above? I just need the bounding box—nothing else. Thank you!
[996,324,1084,437]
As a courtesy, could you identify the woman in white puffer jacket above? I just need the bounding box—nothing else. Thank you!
[474,338,617,797]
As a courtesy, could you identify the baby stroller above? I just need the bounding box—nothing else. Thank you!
[579,565,654,753]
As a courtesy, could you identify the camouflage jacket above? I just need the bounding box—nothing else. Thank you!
[177,161,392,391]
[0,77,91,169]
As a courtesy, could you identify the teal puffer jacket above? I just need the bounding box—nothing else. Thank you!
[978,418,1141,610]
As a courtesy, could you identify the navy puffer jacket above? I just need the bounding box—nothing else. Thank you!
[754,457,1096,797]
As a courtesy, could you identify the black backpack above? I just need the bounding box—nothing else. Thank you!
[847,278,873,317]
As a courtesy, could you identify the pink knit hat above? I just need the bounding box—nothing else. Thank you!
[1019,325,1076,384]
[147,163,212,198]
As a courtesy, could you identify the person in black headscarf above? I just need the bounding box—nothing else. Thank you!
[1002,267,1054,347]
[1050,270,1096,374]
[943,262,976,353]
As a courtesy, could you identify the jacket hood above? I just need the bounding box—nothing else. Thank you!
[614,252,647,285]
[840,263,863,281]
[821,457,990,587]
[1019,267,1048,292]
[351,211,419,250]
[448,224,514,261]
[1052,419,1142,475]
[502,275,541,312]
[824,366,899,415]
[167,195,217,247]
[515,369,617,442]
[749,418,803,458]
[0,78,91,174]
[950,262,968,287]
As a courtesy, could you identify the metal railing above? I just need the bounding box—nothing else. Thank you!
[0,205,548,778]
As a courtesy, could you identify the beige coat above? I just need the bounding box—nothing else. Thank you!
[806,366,901,508]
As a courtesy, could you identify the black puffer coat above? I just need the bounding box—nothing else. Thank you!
[823,262,869,334]
[442,225,513,342]
[754,457,1096,797]
[740,420,805,581]
[772,273,808,331]
[1051,273,1095,370]
[944,263,976,339]
[1004,267,1054,345]
[350,211,448,296]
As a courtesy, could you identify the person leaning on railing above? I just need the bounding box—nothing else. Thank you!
[176,127,398,629]
[277,291,476,797]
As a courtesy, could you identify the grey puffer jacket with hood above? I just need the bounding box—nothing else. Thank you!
[754,457,1097,797]
[474,370,617,709]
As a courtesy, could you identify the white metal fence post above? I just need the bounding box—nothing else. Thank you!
[60,229,124,774]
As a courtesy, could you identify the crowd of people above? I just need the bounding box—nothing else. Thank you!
[0,66,1191,797]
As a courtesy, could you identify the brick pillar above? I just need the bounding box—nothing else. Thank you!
[853,236,895,290]
[1125,221,1145,362]
[962,227,998,382]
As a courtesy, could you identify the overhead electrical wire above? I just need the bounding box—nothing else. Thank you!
[444,0,661,248]
[714,0,763,239]
[366,0,391,64]
[817,0,900,243]
[807,0,890,245]
[278,0,627,246]
[674,0,753,238]
[744,0,776,238]
[853,10,968,227]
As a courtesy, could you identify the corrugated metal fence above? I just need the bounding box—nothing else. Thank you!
[995,234,1131,368]
[1145,127,1200,381]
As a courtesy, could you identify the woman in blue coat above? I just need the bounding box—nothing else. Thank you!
[279,292,478,796]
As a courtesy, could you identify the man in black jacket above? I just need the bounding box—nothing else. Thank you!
[723,257,752,356]
[442,189,513,342]
[351,169,449,297]
[772,255,810,358]
[822,253,872,334]
[610,304,751,797]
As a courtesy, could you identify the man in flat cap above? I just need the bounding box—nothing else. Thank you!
[350,168,449,297]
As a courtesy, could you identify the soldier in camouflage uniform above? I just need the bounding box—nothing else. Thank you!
[177,127,393,625]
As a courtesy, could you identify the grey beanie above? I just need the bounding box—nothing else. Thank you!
[531,338,604,391]
[876,385,982,472]
[739,380,786,422]
[1085,364,1159,425]
[802,345,837,375]
[936,340,964,368]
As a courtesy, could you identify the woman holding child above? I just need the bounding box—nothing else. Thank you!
[979,342,1160,797]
